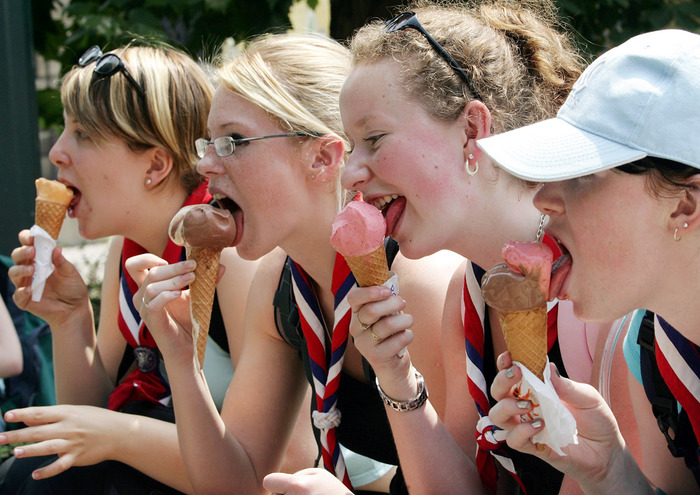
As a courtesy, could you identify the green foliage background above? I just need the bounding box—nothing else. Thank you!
[31,0,700,131]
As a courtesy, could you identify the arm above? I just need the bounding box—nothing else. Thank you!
[8,229,115,405]
[216,248,317,476]
[628,368,696,494]
[135,249,312,494]
[0,298,22,378]
[53,236,123,405]
[348,258,486,495]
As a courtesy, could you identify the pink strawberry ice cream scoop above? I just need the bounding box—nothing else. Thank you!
[481,242,553,311]
[330,201,386,257]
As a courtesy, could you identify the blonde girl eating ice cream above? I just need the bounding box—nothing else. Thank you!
[1,42,258,494]
[130,32,463,494]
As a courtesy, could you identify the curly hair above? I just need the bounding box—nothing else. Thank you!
[348,0,585,134]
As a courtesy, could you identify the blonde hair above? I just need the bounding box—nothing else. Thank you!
[61,43,213,193]
[349,0,584,134]
[216,33,352,208]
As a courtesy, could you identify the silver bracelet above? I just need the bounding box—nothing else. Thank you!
[375,367,429,412]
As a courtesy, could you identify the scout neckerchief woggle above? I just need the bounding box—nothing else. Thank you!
[289,253,355,489]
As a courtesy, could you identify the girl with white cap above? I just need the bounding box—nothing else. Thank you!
[481,29,700,494]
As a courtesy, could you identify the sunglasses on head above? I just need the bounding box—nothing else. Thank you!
[386,12,482,101]
[78,45,146,98]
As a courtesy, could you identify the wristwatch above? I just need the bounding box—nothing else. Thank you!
[376,367,429,412]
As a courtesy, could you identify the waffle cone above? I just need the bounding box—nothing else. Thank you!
[35,199,68,240]
[186,245,221,369]
[345,244,390,287]
[498,304,548,380]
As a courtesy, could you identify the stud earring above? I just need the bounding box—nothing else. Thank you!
[145,178,152,186]
[466,154,478,176]
[310,174,316,180]
[674,222,689,242]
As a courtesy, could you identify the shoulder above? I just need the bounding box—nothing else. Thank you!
[245,248,288,326]
[392,250,465,292]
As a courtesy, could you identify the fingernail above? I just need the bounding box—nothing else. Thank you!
[14,447,23,457]
[505,367,514,379]
[553,364,561,377]
[32,471,41,480]
[498,355,505,367]
[516,400,530,409]
[0,434,6,443]
[531,420,543,429]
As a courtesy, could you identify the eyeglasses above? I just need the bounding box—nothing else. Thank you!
[195,132,321,158]
[78,45,146,98]
[386,12,482,101]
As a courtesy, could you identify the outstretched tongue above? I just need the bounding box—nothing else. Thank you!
[384,196,405,237]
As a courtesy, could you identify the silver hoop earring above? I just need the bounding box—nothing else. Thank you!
[466,154,478,176]
[674,222,689,242]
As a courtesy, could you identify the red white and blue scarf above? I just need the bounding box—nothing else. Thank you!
[463,235,560,494]
[289,253,355,490]
[108,182,212,412]
[654,315,700,446]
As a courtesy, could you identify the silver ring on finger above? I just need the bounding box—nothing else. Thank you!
[142,296,148,308]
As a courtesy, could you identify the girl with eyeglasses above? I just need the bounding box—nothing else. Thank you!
[336,1,628,494]
[129,32,464,494]
[1,43,262,494]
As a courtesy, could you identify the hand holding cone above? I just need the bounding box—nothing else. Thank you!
[169,205,236,369]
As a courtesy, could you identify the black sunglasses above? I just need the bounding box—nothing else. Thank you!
[78,45,146,98]
[386,12,482,101]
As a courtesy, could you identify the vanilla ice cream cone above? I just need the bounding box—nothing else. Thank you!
[187,245,220,369]
[498,304,548,381]
[345,244,390,287]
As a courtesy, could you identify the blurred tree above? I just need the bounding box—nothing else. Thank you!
[557,0,700,57]
[31,0,700,131]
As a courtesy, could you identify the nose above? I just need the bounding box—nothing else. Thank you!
[533,181,565,217]
[48,130,70,169]
[340,149,371,192]
[196,149,227,178]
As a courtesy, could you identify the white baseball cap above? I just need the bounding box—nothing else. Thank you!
[477,29,700,181]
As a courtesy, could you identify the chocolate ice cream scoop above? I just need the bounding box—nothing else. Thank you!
[481,263,546,311]
[169,205,236,249]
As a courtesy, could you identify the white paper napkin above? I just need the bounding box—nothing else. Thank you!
[513,358,578,455]
[29,225,57,302]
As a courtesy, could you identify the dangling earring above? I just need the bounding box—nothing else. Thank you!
[674,222,689,242]
[466,154,478,176]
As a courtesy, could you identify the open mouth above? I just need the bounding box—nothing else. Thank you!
[372,194,405,237]
[65,185,80,217]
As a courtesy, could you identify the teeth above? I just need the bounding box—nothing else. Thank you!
[373,194,399,209]
[212,193,226,200]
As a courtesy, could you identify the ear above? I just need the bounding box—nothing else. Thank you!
[669,173,700,236]
[144,147,174,188]
[306,134,346,182]
[459,100,492,163]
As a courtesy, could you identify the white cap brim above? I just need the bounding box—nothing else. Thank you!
[477,118,648,182]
